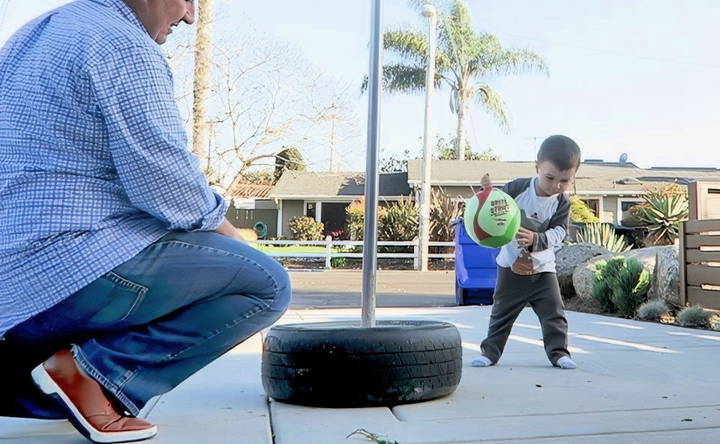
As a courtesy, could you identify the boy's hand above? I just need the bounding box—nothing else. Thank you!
[481,173,491,189]
[516,227,535,248]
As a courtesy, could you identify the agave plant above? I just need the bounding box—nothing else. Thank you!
[576,223,632,253]
[633,185,688,245]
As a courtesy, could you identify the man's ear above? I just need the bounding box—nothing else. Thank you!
[535,161,539,173]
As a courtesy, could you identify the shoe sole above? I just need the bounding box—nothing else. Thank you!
[31,364,157,443]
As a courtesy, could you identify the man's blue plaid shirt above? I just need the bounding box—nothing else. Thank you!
[0,0,228,337]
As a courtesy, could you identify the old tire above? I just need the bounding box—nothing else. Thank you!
[262,320,462,407]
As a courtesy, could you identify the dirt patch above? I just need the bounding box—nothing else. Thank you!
[563,295,605,315]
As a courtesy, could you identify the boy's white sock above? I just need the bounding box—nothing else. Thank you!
[471,355,493,367]
[556,356,577,369]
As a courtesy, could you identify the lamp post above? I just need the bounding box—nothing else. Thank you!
[417,1,437,272]
[361,0,383,327]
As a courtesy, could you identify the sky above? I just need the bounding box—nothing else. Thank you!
[2,0,720,171]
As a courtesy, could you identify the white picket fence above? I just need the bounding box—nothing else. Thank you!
[249,236,455,270]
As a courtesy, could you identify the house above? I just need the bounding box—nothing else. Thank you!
[406,160,720,224]
[226,160,720,239]
[224,180,277,238]
[269,171,411,238]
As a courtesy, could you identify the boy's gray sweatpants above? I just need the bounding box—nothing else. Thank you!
[481,267,570,365]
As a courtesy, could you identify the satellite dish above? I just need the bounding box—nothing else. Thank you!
[619,153,629,164]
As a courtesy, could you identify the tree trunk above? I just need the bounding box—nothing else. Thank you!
[191,0,214,174]
[455,98,467,161]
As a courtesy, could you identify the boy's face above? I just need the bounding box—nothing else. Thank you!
[535,160,576,196]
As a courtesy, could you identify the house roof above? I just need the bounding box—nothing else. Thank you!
[270,171,411,199]
[224,170,275,199]
[225,183,274,199]
[406,160,720,195]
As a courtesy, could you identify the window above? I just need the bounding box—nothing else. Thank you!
[617,198,643,224]
[305,202,316,219]
[580,198,600,218]
[621,201,637,212]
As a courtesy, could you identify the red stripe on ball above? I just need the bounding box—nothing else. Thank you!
[477,186,492,207]
[471,188,493,240]
[472,216,491,240]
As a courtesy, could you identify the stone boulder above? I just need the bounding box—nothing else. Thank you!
[555,243,612,298]
[572,246,678,303]
[648,245,681,306]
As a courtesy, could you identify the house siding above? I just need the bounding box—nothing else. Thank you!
[226,207,278,238]
[437,185,478,199]
[281,200,304,238]
[602,196,619,223]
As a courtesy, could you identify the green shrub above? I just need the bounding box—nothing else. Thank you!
[345,198,387,241]
[576,223,631,253]
[676,306,712,328]
[637,300,669,321]
[330,257,348,268]
[713,317,720,331]
[378,197,418,242]
[346,199,365,241]
[592,258,618,312]
[429,188,463,242]
[592,257,650,317]
[570,196,599,223]
[612,257,650,317]
[288,216,324,241]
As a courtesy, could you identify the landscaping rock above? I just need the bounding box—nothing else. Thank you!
[572,246,674,302]
[555,243,612,298]
[648,245,681,307]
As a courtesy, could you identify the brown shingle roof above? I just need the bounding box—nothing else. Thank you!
[225,183,274,199]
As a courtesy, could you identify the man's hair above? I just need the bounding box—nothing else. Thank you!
[537,135,581,171]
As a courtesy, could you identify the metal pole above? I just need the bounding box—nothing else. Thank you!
[418,3,437,272]
[361,0,383,327]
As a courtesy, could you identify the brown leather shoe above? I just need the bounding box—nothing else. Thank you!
[31,350,157,443]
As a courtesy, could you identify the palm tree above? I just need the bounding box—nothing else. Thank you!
[379,0,548,160]
[192,0,214,173]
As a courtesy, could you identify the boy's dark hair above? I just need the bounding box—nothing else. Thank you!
[537,135,581,171]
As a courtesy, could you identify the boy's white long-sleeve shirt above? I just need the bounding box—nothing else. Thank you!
[495,177,570,274]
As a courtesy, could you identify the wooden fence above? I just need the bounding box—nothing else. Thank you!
[679,219,720,309]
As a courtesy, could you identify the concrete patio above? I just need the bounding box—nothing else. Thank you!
[3,301,720,443]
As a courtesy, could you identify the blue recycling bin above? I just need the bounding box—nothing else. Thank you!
[454,218,499,305]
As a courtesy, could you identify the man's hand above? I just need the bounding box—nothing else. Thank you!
[481,173,492,189]
[215,218,247,243]
[516,227,535,249]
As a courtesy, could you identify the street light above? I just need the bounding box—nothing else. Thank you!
[360,0,383,327]
[418,2,437,272]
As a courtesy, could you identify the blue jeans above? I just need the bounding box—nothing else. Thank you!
[6,231,291,417]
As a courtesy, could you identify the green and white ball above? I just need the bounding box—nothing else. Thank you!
[463,187,521,248]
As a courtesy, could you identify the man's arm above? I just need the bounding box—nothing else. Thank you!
[90,44,226,232]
